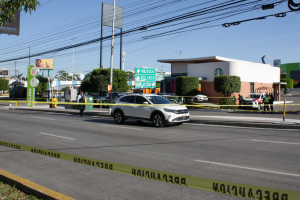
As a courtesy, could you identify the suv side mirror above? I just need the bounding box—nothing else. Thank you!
[143,102,148,104]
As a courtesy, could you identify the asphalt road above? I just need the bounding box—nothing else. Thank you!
[0,109,299,200]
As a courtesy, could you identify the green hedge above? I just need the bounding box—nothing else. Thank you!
[214,75,241,97]
[281,79,293,89]
[175,76,199,96]
[0,79,9,91]
[220,97,237,109]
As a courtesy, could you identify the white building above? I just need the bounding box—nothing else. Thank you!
[158,56,281,101]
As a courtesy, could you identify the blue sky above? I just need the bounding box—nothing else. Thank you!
[0,0,299,78]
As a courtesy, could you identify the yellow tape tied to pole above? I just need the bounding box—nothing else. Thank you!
[0,140,299,200]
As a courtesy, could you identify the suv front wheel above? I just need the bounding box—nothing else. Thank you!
[152,113,165,127]
[114,110,125,124]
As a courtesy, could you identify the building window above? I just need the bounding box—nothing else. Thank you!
[290,71,300,81]
[281,71,286,79]
[171,73,187,77]
[250,82,254,93]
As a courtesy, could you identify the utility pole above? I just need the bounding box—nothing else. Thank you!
[29,47,31,65]
[122,48,126,71]
[72,38,77,85]
[109,0,116,114]
[14,62,17,79]
[161,66,164,74]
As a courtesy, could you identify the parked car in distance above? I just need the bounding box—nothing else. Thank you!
[193,94,208,102]
[157,94,183,104]
[241,93,266,110]
[112,94,189,127]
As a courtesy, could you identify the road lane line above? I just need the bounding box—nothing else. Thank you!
[34,117,56,120]
[39,132,75,140]
[251,139,300,145]
[102,125,143,130]
[195,159,300,177]
[184,123,300,131]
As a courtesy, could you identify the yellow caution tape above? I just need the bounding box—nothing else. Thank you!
[0,140,299,199]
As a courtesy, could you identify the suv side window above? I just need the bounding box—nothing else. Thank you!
[136,96,147,104]
[119,97,125,102]
[123,96,135,103]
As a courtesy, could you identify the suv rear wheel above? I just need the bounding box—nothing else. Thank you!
[152,113,165,127]
[114,111,125,124]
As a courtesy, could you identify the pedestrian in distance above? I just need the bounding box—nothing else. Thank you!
[238,94,244,109]
[77,91,86,117]
[263,93,270,114]
[269,92,274,113]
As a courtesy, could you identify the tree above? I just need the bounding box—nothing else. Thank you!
[0,0,40,27]
[0,79,9,91]
[176,76,199,96]
[81,68,129,94]
[35,75,47,97]
[281,79,293,89]
[214,75,241,97]
[57,70,79,81]
[93,74,108,96]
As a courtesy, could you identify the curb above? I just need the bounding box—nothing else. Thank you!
[9,107,300,130]
[0,169,74,200]
[189,120,300,130]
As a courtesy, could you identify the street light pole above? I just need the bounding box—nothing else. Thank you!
[72,38,77,86]
[109,0,116,114]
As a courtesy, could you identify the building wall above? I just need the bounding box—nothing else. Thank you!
[280,63,300,80]
[188,61,280,83]
[201,81,274,103]
[172,63,188,74]
[229,61,280,83]
[188,62,230,81]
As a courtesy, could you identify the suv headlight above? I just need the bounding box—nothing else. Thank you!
[164,109,177,113]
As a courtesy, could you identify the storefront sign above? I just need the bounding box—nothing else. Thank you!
[214,68,223,76]
[27,65,39,107]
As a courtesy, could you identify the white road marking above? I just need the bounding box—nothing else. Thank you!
[39,132,74,140]
[34,117,56,120]
[195,160,300,177]
[102,125,143,130]
[251,139,300,146]
[184,123,300,131]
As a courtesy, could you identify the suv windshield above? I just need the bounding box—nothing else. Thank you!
[248,94,260,98]
[146,96,172,104]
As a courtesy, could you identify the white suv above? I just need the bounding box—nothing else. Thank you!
[111,94,189,127]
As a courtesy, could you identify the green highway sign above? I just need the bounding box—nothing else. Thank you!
[135,75,156,82]
[135,68,156,75]
[135,81,156,89]
[135,68,156,88]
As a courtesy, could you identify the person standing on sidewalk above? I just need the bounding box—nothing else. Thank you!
[77,91,86,117]
[263,93,270,114]
[269,92,274,113]
[238,94,244,109]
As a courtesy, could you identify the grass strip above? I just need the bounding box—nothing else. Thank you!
[0,181,41,200]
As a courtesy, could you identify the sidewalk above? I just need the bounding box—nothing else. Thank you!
[3,104,300,130]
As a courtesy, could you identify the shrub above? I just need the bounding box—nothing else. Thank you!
[220,97,237,109]
[214,75,241,97]
[284,89,289,94]
[175,76,199,96]
[281,79,293,89]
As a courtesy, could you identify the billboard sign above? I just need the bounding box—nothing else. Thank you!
[102,3,123,29]
[36,59,54,70]
[0,68,9,78]
[135,68,156,89]
[0,9,20,35]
